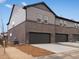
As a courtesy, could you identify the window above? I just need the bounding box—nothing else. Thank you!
[59,20,64,26]
[76,24,78,28]
[63,21,66,26]
[56,19,60,25]
[74,23,78,28]
[37,14,42,19]
[43,16,48,23]
[37,14,48,23]
[37,14,42,22]
[44,16,48,20]
[78,24,79,28]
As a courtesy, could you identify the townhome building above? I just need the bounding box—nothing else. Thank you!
[7,2,79,44]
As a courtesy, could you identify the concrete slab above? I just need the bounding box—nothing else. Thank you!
[6,47,33,59]
[32,44,78,53]
[34,50,79,59]
[58,42,79,48]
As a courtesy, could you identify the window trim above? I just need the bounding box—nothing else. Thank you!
[43,15,49,20]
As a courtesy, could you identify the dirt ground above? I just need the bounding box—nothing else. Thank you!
[15,44,55,57]
[0,47,10,59]
[0,44,79,59]
[6,47,33,59]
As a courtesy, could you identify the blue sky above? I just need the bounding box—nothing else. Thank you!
[0,0,79,32]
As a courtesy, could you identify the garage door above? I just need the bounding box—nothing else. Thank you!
[29,32,50,44]
[73,34,79,41]
[55,33,68,42]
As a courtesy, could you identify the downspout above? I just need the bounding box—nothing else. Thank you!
[24,7,28,44]
[54,16,56,43]
[25,8,27,44]
[24,7,30,54]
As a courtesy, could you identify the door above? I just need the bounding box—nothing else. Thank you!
[55,33,68,42]
[29,32,50,44]
[73,34,79,41]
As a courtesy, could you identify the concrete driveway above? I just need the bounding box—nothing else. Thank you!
[32,44,78,53]
[32,44,79,59]
[0,44,78,59]
[58,42,79,48]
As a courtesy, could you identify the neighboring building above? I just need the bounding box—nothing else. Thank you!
[7,2,79,44]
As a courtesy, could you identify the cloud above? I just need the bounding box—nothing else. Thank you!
[0,0,6,3]
[5,4,12,8]
[21,2,27,6]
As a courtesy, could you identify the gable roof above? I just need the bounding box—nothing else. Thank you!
[7,2,79,25]
[23,2,57,16]
[7,4,15,25]
[56,16,79,23]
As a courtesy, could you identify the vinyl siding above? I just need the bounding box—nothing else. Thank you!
[56,18,75,27]
[27,7,55,24]
[8,6,26,30]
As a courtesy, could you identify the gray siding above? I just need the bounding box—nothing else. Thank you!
[27,7,55,24]
[8,6,26,30]
[56,18,76,28]
[8,22,26,43]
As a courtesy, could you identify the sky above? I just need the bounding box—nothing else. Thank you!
[0,0,79,32]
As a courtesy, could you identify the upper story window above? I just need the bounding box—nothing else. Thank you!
[74,23,78,28]
[44,16,48,20]
[77,24,79,28]
[37,14,49,23]
[59,20,64,26]
[55,19,60,25]
[63,21,66,26]
[37,14,43,22]
[43,16,48,23]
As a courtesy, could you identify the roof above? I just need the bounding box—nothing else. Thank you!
[7,4,15,25]
[23,2,57,16]
[7,2,79,25]
[56,16,79,23]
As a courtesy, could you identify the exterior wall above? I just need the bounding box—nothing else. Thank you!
[56,18,64,26]
[25,21,55,43]
[7,4,79,44]
[8,22,26,43]
[27,7,55,24]
[55,18,79,34]
[8,20,79,43]
[55,25,79,42]
[55,18,79,42]
[8,6,26,30]
[56,18,75,27]
[55,25,79,34]
[65,21,75,27]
